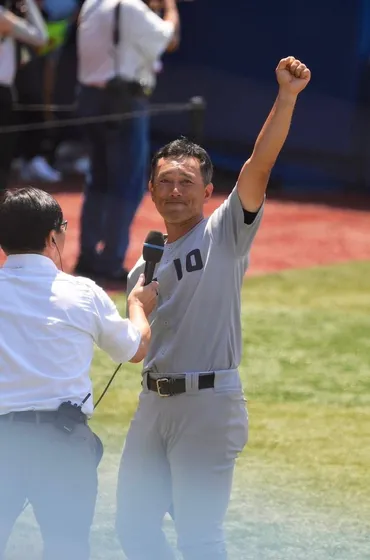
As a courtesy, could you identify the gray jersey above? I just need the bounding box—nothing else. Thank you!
[127,186,264,374]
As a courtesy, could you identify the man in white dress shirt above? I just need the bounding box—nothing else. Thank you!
[0,186,159,559]
[75,0,180,283]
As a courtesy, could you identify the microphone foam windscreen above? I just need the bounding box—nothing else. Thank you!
[143,231,165,264]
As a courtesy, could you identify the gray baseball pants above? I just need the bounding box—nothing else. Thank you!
[116,370,248,560]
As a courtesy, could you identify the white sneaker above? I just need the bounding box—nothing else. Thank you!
[21,156,62,183]
[73,156,91,175]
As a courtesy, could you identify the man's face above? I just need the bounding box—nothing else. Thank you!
[149,157,213,224]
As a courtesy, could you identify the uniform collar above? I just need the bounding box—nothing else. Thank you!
[3,254,58,271]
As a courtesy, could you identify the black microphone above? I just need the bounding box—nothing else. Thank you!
[143,231,165,286]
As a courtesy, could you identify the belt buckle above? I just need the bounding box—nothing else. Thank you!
[156,377,171,397]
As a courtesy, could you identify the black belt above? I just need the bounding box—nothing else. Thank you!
[147,373,215,397]
[0,410,86,424]
[127,81,151,97]
[107,80,149,97]
[86,81,150,98]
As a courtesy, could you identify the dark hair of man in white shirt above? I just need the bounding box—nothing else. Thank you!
[0,186,67,261]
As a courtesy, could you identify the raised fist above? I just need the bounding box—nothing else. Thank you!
[276,56,311,95]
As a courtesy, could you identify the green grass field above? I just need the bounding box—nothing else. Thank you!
[8,261,370,559]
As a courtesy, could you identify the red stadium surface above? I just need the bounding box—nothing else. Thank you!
[1,188,369,281]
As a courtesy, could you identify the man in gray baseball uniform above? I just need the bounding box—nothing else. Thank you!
[116,56,311,559]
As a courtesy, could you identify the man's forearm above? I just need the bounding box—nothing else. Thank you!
[236,90,297,211]
[163,0,179,25]
[250,91,297,173]
[127,303,151,363]
[163,0,180,50]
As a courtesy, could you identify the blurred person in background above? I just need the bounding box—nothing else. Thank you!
[0,0,48,190]
[50,0,91,177]
[14,0,81,183]
[75,0,180,283]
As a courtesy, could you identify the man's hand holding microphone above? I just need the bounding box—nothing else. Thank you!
[127,275,159,363]
[129,273,159,316]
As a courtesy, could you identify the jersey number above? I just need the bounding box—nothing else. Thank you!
[173,249,204,281]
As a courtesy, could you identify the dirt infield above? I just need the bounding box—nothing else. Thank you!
[1,188,369,277]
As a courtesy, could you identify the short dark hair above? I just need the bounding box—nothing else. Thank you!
[150,137,213,185]
[0,187,64,254]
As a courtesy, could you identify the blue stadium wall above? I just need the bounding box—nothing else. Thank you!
[151,0,370,194]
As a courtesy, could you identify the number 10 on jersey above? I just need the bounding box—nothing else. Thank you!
[173,249,204,281]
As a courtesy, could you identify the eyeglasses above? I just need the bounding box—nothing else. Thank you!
[60,220,68,232]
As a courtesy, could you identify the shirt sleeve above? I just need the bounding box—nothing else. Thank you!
[207,186,264,257]
[123,0,174,63]
[91,283,141,363]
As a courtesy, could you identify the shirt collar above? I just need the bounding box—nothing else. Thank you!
[3,254,58,271]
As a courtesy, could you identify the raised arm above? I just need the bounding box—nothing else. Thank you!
[0,0,48,48]
[126,274,159,363]
[145,0,180,51]
[237,56,311,212]
[126,0,179,63]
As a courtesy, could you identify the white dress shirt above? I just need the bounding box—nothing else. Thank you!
[0,254,141,416]
[78,0,174,89]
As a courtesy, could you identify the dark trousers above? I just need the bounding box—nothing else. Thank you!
[53,39,83,145]
[77,85,149,275]
[0,85,16,190]
[0,418,99,560]
[14,54,54,164]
